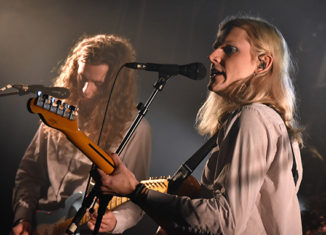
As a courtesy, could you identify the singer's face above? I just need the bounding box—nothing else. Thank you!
[208,27,258,94]
[77,62,109,100]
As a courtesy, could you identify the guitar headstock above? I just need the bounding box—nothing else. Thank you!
[27,92,79,134]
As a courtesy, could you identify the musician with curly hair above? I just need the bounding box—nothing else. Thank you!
[11,34,152,234]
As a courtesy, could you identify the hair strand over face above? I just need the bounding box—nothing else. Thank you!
[51,34,138,149]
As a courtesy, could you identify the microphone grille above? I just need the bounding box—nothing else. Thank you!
[180,63,207,80]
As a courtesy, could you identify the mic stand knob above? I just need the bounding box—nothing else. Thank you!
[66,168,111,235]
[66,183,99,234]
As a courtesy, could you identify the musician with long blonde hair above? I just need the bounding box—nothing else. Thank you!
[97,16,303,234]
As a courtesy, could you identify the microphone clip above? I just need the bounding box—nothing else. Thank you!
[0,84,30,97]
[13,84,43,96]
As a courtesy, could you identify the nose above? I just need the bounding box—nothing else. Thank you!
[209,48,223,64]
[82,81,96,99]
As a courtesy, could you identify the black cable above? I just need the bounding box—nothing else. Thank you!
[97,64,126,147]
[74,64,126,235]
[84,64,126,194]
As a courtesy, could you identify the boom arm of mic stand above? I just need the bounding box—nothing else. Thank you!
[116,74,170,154]
[0,91,20,97]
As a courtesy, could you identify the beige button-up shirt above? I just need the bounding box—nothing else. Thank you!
[12,119,151,234]
[145,103,302,235]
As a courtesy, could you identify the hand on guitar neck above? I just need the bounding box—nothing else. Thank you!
[97,153,139,196]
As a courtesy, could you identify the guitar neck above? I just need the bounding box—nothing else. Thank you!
[106,177,169,210]
[27,96,116,175]
[64,129,115,174]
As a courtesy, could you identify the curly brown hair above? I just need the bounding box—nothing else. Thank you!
[52,34,137,149]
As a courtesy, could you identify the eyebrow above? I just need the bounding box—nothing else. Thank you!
[223,39,237,44]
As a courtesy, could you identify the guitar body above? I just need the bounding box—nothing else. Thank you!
[169,174,201,198]
[156,175,201,235]
[34,193,84,235]
[33,176,200,235]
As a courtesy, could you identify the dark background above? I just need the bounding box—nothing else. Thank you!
[1,0,325,233]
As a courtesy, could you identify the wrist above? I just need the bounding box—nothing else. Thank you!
[12,218,32,234]
[13,218,31,227]
[130,178,140,192]
[127,183,148,203]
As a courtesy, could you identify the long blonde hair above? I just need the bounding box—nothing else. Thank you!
[196,16,302,142]
[53,34,137,148]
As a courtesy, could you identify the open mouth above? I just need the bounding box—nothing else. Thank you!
[210,67,225,79]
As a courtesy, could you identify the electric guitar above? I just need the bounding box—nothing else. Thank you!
[27,94,201,235]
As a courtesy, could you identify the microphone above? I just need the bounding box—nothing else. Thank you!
[124,62,207,80]
[12,84,70,99]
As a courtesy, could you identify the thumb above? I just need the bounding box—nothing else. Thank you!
[97,153,123,177]
[110,153,122,166]
[111,153,129,175]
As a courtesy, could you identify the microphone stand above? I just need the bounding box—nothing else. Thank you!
[0,84,29,97]
[66,73,172,235]
[0,91,20,97]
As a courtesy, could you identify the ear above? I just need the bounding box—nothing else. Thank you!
[255,53,273,74]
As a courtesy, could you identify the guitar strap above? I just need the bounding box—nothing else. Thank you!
[266,104,299,186]
[167,132,218,194]
[168,105,299,194]
[289,136,299,185]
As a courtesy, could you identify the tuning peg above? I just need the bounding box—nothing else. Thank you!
[50,97,55,104]
[35,91,43,107]
[42,94,49,99]
[68,105,76,120]
[56,100,62,113]
[62,103,70,117]
[63,103,70,109]
[41,94,50,108]
[49,97,56,111]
